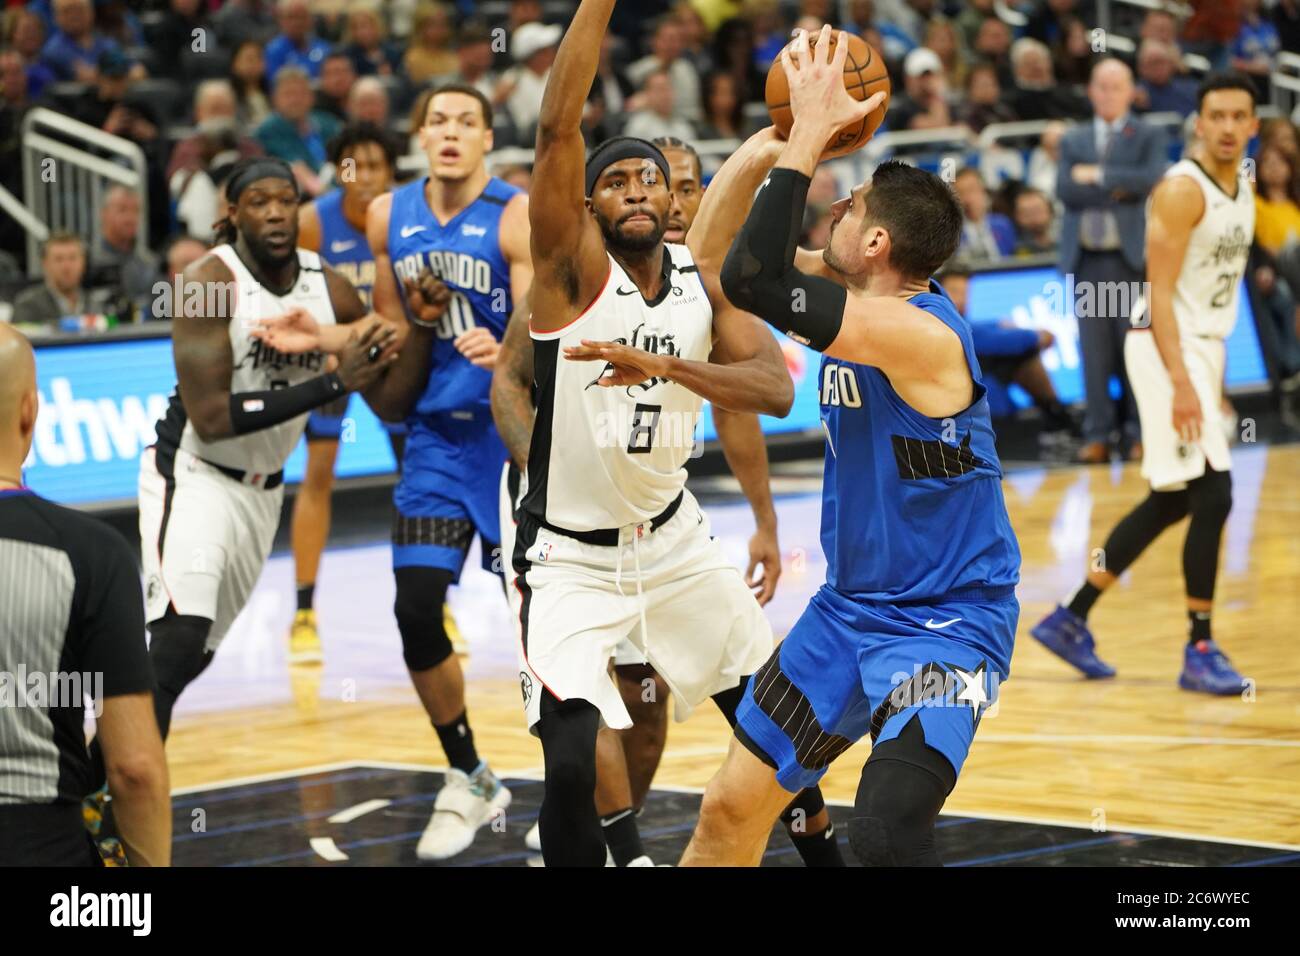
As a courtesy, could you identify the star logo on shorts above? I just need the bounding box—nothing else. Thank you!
[519,671,534,705]
[949,661,994,725]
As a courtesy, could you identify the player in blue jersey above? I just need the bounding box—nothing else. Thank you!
[366,83,533,860]
[287,122,407,664]
[682,27,1021,866]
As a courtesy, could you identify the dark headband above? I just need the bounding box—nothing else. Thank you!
[585,138,671,197]
[226,159,299,203]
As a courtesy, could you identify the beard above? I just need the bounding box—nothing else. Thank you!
[243,228,297,270]
[596,208,666,254]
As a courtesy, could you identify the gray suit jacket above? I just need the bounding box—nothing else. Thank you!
[1056,115,1168,274]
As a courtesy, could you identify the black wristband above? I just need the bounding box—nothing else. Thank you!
[229,373,346,435]
[720,167,846,353]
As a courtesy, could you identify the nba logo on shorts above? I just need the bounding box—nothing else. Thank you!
[538,542,554,562]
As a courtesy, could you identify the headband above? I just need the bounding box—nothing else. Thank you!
[585,138,671,197]
[226,159,299,203]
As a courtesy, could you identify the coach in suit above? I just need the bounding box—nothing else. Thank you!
[1058,57,1168,463]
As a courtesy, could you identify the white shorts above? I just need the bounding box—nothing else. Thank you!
[511,487,773,733]
[1124,331,1231,490]
[500,464,650,671]
[139,445,282,650]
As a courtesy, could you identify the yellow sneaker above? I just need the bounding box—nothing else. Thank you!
[445,604,468,658]
[289,608,323,665]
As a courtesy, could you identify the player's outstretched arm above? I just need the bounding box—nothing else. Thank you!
[529,0,616,333]
[685,127,784,272]
[490,288,536,469]
[1144,175,1205,442]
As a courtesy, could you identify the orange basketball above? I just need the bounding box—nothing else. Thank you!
[765,32,891,160]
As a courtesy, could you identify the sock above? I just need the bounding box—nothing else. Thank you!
[297,583,315,612]
[789,821,847,867]
[1066,582,1101,620]
[1188,610,1212,645]
[1039,399,1073,432]
[600,807,645,866]
[434,710,480,774]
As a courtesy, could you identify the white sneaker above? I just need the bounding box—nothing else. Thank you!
[416,765,511,861]
[626,855,655,867]
[524,821,542,852]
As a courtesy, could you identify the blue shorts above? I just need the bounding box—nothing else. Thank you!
[736,584,1018,792]
[391,410,508,580]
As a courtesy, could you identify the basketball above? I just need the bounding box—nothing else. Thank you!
[765,32,891,159]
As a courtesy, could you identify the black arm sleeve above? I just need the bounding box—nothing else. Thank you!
[229,372,346,435]
[720,167,848,353]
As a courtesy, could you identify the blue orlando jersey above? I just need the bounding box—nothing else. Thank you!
[315,190,376,308]
[819,280,1020,602]
[387,176,520,417]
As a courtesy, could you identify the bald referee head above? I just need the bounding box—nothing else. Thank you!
[0,323,38,480]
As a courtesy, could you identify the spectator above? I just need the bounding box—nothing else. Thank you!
[1231,0,1280,102]
[954,167,1016,261]
[711,17,763,104]
[500,21,561,137]
[624,69,696,141]
[1027,119,1068,199]
[255,66,341,193]
[341,2,401,77]
[1260,118,1300,161]
[1135,39,1199,116]
[162,235,210,283]
[1052,16,1096,86]
[1140,8,1183,54]
[873,0,933,48]
[151,0,220,84]
[1251,145,1300,388]
[96,0,143,49]
[435,22,500,105]
[1184,0,1241,65]
[590,33,633,122]
[168,80,263,240]
[496,162,532,192]
[40,0,123,83]
[673,2,714,77]
[973,15,1016,89]
[953,0,996,53]
[5,9,56,98]
[1057,57,1166,463]
[315,51,356,121]
[0,53,28,235]
[230,40,271,129]
[922,18,966,90]
[348,77,391,130]
[264,0,332,83]
[0,50,31,115]
[697,70,747,139]
[1013,187,1060,255]
[627,14,703,122]
[748,0,790,72]
[942,263,1080,452]
[1008,37,1090,121]
[1026,0,1078,47]
[1277,0,1300,54]
[404,2,458,88]
[212,0,277,51]
[889,47,953,131]
[960,61,1016,133]
[88,186,158,315]
[0,325,170,869]
[11,234,103,330]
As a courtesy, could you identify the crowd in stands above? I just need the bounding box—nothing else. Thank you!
[2,0,1300,411]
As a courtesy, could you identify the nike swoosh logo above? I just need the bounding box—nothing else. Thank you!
[924,617,962,630]
[400,225,426,238]
[330,240,357,253]
[616,286,640,296]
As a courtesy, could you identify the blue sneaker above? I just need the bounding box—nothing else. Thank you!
[1029,604,1116,678]
[1179,640,1246,696]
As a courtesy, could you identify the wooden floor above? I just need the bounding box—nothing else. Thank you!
[163,443,1300,852]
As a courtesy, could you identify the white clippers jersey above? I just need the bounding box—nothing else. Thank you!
[522,243,714,532]
[1156,159,1255,340]
[159,245,336,475]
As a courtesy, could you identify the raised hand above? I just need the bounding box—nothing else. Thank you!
[782,26,886,143]
[402,268,453,328]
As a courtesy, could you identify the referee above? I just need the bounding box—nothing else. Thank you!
[0,325,171,866]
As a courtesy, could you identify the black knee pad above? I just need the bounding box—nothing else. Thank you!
[147,613,213,739]
[1188,468,1232,523]
[392,567,454,671]
[849,717,954,867]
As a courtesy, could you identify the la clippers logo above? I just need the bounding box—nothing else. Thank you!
[519,671,534,705]
[584,322,680,396]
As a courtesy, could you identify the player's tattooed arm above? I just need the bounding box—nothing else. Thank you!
[490,288,536,469]
[529,0,616,332]
[1144,175,1206,442]
[171,254,239,440]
